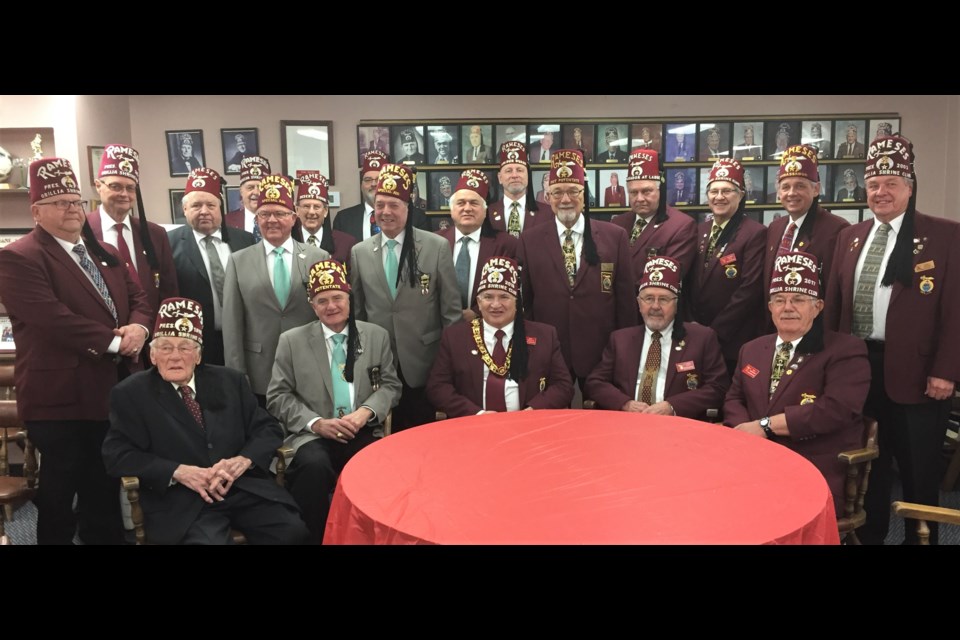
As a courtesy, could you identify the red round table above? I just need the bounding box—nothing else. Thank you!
[323,410,839,545]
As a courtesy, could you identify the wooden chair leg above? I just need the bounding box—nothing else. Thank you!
[122,477,146,545]
[2,503,12,523]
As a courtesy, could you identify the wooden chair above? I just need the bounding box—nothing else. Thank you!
[891,502,960,545]
[940,392,960,491]
[368,366,393,437]
[836,417,879,544]
[0,400,37,545]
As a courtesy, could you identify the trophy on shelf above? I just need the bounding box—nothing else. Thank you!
[22,134,43,190]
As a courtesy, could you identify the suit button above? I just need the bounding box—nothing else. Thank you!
[207,443,213,449]
[569,295,574,299]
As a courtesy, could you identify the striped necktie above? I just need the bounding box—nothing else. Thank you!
[778,222,797,255]
[562,229,577,287]
[73,244,117,324]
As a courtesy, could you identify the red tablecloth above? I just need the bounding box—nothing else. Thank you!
[323,410,839,545]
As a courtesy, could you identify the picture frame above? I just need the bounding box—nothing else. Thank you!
[0,313,14,352]
[764,120,800,161]
[531,169,551,207]
[802,120,832,159]
[833,164,866,203]
[426,125,460,165]
[763,210,789,226]
[630,123,663,155]
[743,166,765,204]
[833,120,867,160]
[0,228,31,251]
[698,122,732,162]
[869,118,900,141]
[221,128,259,175]
[87,145,105,186]
[226,186,241,214]
[165,129,205,177]
[664,123,696,162]
[527,124,560,164]
[562,124,594,163]
[831,209,862,225]
[732,122,764,161]
[582,169,597,208]
[597,169,628,208]
[494,124,526,148]
[357,126,391,166]
[461,124,495,164]
[392,125,425,166]
[169,188,186,224]
[281,120,334,182]
[595,124,630,164]
[429,171,459,210]
[665,168,697,206]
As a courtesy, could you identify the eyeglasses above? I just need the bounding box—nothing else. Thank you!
[41,199,87,211]
[100,182,138,194]
[638,295,678,306]
[548,189,584,200]
[153,343,199,356]
[769,296,816,308]
[256,210,293,220]
[707,188,738,198]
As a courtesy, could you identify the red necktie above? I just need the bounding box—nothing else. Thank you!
[778,222,797,255]
[179,385,205,430]
[114,223,140,285]
[484,329,508,412]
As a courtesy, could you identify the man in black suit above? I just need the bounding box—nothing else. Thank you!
[167,167,255,365]
[169,132,203,175]
[103,297,308,545]
[397,129,426,165]
[596,127,629,163]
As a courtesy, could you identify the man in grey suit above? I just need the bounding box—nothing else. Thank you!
[268,259,401,543]
[350,162,461,431]
[168,167,255,365]
[223,175,329,405]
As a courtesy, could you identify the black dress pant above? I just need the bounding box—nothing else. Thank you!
[391,365,435,432]
[179,488,309,545]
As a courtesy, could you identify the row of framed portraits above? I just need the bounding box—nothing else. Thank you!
[357,116,901,168]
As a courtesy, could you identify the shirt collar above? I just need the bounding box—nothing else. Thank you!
[100,207,131,232]
[775,335,803,352]
[192,227,222,243]
[555,213,585,238]
[483,320,514,341]
[644,321,674,340]
[53,235,84,253]
[788,211,808,229]
[454,227,482,244]
[264,235,295,256]
[875,212,905,234]
[321,323,350,342]
[381,228,406,250]
[503,194,526,210]
[170,373,197,395]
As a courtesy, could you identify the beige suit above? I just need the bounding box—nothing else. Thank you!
[222,240,329,395]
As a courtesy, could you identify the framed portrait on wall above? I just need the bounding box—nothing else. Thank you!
[165,130,205,177]
[221,128,259,175]
[597,169,627,207]
[461,124,494,164]
[426,126,460,165]
[765,166,781,204]
[664,123,696,162]
[357,126,391,165]
[410,170,428,210]
[630,123,662,155]
[802,120,832,159]
[833,120,866,159]
[732,122,763,161]
[281,120,334,182]
[169,189,186,224]
[869,118,900,140]
[742,166,765,204]
[429,171,459,210]
[226,186,241,214]
[595,124,629,164]
[563,124,594,163]
[698,122,731,161]
[495,124,526,148]
[698,167,712,204]
[527,124,560,164]
[87,145,105,186]
[762,210,789,226]
[665,168,697,206]
[392,126,425,165]
[833,164,866,203]
[764,120,800,161]
[532,169,550,206]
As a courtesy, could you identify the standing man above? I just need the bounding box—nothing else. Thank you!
[611,149,698,282]
[686,159,767,374]
[0,158,152,544]
[222,174,329,406]
[603,172,626,207]
[225,155,270,241]
[488,141,547,238]
[89,143,179,316]
[168,167,256,366]
[295,170,355,266]
[825,135,960,544]
[518,150,636,392]
[350,162,461,430]
[437,169,518,321]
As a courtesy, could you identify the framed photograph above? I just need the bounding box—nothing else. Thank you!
[817,165,830,198]
[698,122,731,161]
[833,120,867,159]
[357,126,391,165]
[764,120,800,161]
[631,123,663,155]
[429,171,459,210]
[426,126,460,165]
[732,122,764,162]
[831,209,862,225]
[0,314,14,352]
[743,166,765,204]
[833,164,866,203]
[281,120,334,182]
[698,167,712,204]
[664,123,696,162]
[226,186,241,213]
[869,118,900,141]
[392,126,425,166]
[666,168,697,206]
[169,189,186,224]
[527,124,560,164]
[221,128,258,175]
[532,169,551,206]
[597,169,628,207]
[461,124,495,164]
[411,171,428,210]
[562,124,595,163]
[495,124,526,148]
[765,166,781,204]
[595,125,629,164]
[165,130,205,177]
[582,169,597,208]
[802,120,832,159]
[0,229,31,251]
[763,210,789,226]
[87,145,105,186]
[432,216,453,231]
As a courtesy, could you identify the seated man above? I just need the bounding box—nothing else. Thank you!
[268,260,401,544]
[427,256,574,416]
[103,297,308,545]
[585,256,729,419]
[723,251,870,516]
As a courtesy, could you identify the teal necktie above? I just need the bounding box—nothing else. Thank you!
[384,238,399,299]
[331,333,351,418]
[273,247,289,307]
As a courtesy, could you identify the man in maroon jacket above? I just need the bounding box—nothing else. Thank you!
[225,155,270,241]
[427,256,573,417]
[0,158,153,544]
[488,141,550,237]
[585,255,729,420]
[825,135,960,544]
[725,250,870,517]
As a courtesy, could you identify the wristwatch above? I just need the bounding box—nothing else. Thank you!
[759,416,774,439]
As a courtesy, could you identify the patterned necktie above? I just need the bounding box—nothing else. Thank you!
[331,333,351,418]
[273,246,289,307]
[72,244,117,324]
[384,238,399,299]
[630,216,648,245]
[639,331,662,404]
[370,212,380,236]
[202,236,226,304]
[562,229,577,287]
[307,234,318,247]
[778,222,797,255]
[852,223,891,338]
[484,329,508,412]
[705,223,722,265]
[455,236,471,308]
[252,220,262,243]
[507,201,521,237]
[113,223,139,285]
[769,342,794,398]
[179,385,205,430]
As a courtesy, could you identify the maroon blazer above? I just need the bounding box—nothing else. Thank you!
[824,212,960,404]
[426,319,574,417]
[585,322,730,420]
[487,199,551,235]
[687,214,767,363]
[87,211,179,316]
[437,227,519,312]
[610,207,699,281]
[306,228,356,270]
[0,227,153,422]
[764,206,849,294]
[224,207,246,231]
[604,186,626,207]
[518,218,636,378]
[723,331,870,516]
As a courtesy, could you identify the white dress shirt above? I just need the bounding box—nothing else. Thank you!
[380,229,405,269]
[363,202,375,241]
[305,227,324,247]
[555,214,585,272]
[481,321,520,412]
[634,321,673,403]
[193,228,230,329]
[264,236,295,294]
[853,212,904,341]
[502,195,528,232]
[244,208,258,235]
[98,207,138,273]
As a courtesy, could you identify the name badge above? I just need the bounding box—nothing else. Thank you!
[719,254,737,266]
[526,336,537,345]
[676,360,696,372]
[915,260,935,273]
[600,263,614,293]
[742,364,759,379]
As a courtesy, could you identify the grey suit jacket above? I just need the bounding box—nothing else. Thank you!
[350,227,461,388]
[266,320,401,455]
[222,240,329,395]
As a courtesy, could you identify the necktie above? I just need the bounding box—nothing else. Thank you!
[769,342,794,398]
[202,236,226,304]
[484,329,508,412]
[455,236,471,308]
[113,223,139,284]
[384,238,399,299]
[630,216,648,245]
[852,223,891,338]
[507,201,521,237]
[273,247,289,307]
[370,212,380,236]
[541,150,547,162]
[307,235,318,247]
[562,229,577,287]
[778,222,797,255]
[72,244,117,324]
[252,221,262,243]
[639,331,662,404]
[705,223,722,265]
[179,385,205,430]
[677,190,683,202]
[331,334,351,418]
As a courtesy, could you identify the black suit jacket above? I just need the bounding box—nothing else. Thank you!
[333,202,431,242]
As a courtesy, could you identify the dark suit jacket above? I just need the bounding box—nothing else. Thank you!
[665,138,694,162]
[604,186,626,207]
[437,227,519,313]
[835,187,866,201]
[464,145,493,164]
[170,154,203,174]
[824,212,960,404]
[426,320,574,417]
[687,214,767,363]
[488,199,551,235]
[585,323,729,419]
[596,149,629,163]
[763,206,850,298]
[528,143,553,164]
[835,142,865,159]
[610,207,699,281]
[518,218,636,378]
[0,227,153,421]
[332,202,431,243]
[399,152,426,164]
[167,224,256,365]
[87,211,179,316]
[103,365,298,545]
[723,331,870,516]
[668,188,695,206]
